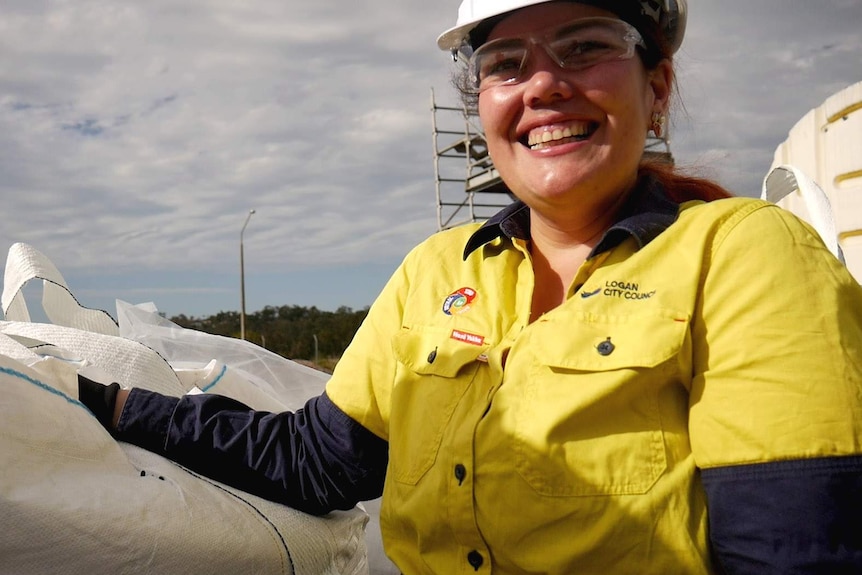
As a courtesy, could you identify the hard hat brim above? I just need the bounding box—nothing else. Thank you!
[437,0,687,54]
[436,0,551,52]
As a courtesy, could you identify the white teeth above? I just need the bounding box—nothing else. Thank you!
[527,122,591,148]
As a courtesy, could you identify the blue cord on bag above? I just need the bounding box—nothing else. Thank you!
[199,363,228,393]
[1,365,85,409]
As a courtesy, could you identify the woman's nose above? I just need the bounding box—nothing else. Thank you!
[521,46,575,106]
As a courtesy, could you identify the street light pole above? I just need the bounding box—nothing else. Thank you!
[240,209,255,340]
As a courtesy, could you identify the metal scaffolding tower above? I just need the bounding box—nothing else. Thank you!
[431,89,512,231]
[430,88,674,231]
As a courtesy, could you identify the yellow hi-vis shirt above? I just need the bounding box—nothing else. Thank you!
[325,194,862,574]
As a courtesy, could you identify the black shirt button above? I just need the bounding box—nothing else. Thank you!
[596,337,615,356]
[454,463,467,485]
[467,550,483,570]
[427,348,437,363]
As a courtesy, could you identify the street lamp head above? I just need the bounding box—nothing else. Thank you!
[249,209,256,215]
[241,209,256,236]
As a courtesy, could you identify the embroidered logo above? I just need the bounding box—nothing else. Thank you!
[442,287,477,316]
[581,280,656,301]
[451,329,485,346]
[580,287,602,299]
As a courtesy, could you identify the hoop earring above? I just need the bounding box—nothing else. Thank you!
[650,112,666,138]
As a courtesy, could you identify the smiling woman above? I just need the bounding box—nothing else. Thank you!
[74,1,862,573]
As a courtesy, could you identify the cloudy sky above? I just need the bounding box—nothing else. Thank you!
[1,0,860,321]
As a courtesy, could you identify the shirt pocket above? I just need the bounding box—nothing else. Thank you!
[389,325,488,485]
[513,309,688,496]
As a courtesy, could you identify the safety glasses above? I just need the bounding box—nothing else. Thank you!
[464,17,646,94]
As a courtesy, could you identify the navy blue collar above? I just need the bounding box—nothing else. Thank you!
[462,174,680,260]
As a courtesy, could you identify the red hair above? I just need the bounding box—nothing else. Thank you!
[639,161,734,203]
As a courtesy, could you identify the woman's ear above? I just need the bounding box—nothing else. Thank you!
[648,59,674,114]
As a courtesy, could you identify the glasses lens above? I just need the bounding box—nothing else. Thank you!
[466,18,643,93]
[547,20,640,70]
[470,39,527,92]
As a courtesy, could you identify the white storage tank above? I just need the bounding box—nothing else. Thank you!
[771,80,862,280]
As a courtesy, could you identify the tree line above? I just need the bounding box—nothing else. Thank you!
[170,305,369,367]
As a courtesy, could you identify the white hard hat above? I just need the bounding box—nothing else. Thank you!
[437,0,688,54]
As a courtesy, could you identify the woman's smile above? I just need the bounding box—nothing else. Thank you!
[524,120,597,150]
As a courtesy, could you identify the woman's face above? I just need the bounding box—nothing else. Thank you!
[477,2,672,216]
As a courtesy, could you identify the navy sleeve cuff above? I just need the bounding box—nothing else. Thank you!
[702,455,862,574]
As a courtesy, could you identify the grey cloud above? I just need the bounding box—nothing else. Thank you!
[1,0,859,315]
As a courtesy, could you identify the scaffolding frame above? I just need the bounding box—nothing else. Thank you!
[431,88,673,231]
[431,89,512,231]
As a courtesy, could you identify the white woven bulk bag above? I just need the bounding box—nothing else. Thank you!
[0,243,369,575]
